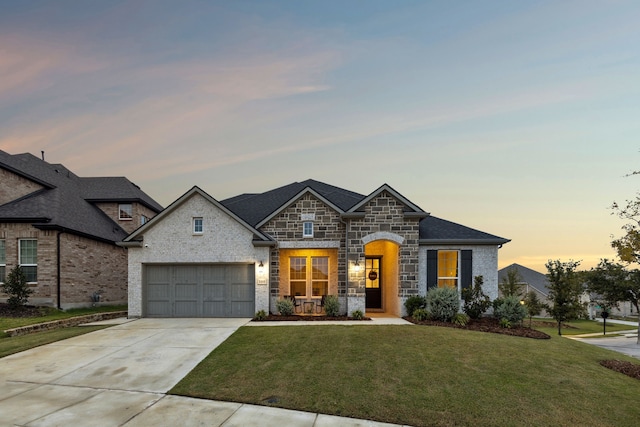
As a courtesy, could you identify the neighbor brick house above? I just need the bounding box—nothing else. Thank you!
[122,180,509,318]
[0,150,162,308]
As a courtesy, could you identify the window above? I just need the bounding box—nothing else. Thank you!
[303,221,313,238]
[437,250,458,288]
[289,256,329,297]
[193,217,203,234]
[141,215,148,225]
[0,240,5,283]
[119,204,133,220]
[311,257,328,296]
[19,239,37,283]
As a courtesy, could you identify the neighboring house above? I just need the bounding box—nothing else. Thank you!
[122,180,509,318]
[498,263,552,316]
[0,150,162,308]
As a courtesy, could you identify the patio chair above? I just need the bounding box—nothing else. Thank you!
[316,295,327,314]
[285,295,302,313]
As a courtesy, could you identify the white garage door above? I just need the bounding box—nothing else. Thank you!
[144,264,255,317]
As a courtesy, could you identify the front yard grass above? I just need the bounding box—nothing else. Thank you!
[534,318,635,336]
[171,325,640,427]
[0,326,108,358]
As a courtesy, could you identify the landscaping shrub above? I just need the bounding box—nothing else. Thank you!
[461,275,491,319]
[324,295,340,317]
[1,266,33,309]
[426,287,460,322]
[404,295,427,316]
[493,295,527,325]
[412,308,429,321]
[254,310,267,320]
[499,318,512,328]
[452,313,469,326]
[351,310,364,320]
[276,298,295,316]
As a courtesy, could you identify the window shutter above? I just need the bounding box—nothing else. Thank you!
[427,250,438,290]
[461,250,473,290]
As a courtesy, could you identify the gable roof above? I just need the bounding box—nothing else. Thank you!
[221,179,364,227]
[122,186,273,245]
[220,179,509,246]
[498,263,550,296]
[419,215,510,245]
[0,150,162,244]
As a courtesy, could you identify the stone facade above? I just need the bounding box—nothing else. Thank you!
[126,192,269,317]
[0,223,128,308]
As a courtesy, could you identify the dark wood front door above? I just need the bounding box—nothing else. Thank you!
[365,257,382,309]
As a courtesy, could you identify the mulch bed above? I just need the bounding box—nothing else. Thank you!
[600,360,640,380]
[254,315,371,321]
[404,316,551,339]
[0,303,44,318]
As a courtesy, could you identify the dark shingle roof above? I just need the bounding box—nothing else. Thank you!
[0,150,162,243]
[221,179,364,226]
[419,215,510,245]
[221,179,509,245]
[498,263,550,296]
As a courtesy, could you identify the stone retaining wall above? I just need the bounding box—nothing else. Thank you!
[3,311,127,337]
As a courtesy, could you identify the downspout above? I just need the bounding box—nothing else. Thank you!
[57,231,62,310]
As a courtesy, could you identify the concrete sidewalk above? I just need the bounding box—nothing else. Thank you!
[0,317,410,426]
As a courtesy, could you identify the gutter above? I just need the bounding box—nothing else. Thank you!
[419,238,511,246]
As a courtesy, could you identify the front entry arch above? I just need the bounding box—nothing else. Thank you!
[364,239,400,315]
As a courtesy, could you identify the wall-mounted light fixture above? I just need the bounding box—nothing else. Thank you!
[353,260,362,273]
[258,261,264,268]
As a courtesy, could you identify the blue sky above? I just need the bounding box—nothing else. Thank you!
[1,0,639,272]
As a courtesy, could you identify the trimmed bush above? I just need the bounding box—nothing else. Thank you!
[426,287,460,322]
[494,295,528,324]
[324,295,340,317]
[499,318,512,328]
[412,308,429,321]
[351,310,364,320]
[254,310,267,320]
[461,276,491,319]
[404,295,427,316]
[276,298,295,316]
[452,313,469,326]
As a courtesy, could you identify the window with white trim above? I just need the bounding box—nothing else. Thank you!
[193,217,203,234]
[303,221,313,238]
[119,203,133,220]
[19,239,37,283]
[438,250,459,288]
[0,240,5,283]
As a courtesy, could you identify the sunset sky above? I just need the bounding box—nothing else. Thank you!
[1,1,639,273]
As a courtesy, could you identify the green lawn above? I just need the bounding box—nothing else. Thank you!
[171,325,640,427]
[533,318,636,336]
[0,326,108,358]
[0,305,127,335]
[0,305,126,357]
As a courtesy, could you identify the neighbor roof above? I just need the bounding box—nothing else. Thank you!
[0,150,163,243]
[498,263,550,296]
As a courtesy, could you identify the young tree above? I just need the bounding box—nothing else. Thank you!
[523,290,545,328]
[499,266,525,298]
[546,259,584,336]
[611,195,640,263]
[586,259,640,343]
[461,275,491,319]
[1,266,33,309]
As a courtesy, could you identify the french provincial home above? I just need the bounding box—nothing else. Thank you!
[121,180,509,318]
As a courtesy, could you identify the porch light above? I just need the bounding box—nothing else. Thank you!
[354,260,362,273]
[258,261,265,274]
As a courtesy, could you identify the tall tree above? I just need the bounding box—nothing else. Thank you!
[611,195,640,263]
[499,266,525,298]
[586,259,640,343]
[546,260,584,336]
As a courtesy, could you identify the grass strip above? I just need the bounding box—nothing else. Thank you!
[0,326,108,358]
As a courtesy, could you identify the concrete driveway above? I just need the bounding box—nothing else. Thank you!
[0,318,249,426]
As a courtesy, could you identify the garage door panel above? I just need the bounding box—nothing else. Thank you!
[144,264,254,317]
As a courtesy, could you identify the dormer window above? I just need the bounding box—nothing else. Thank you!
[119,204,133,220]
[303,221,313,238]
[193,217,203,234]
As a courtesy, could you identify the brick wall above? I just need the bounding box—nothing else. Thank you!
[0,223,128,308]
[0,169,44,205]
[94,202,158,235]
